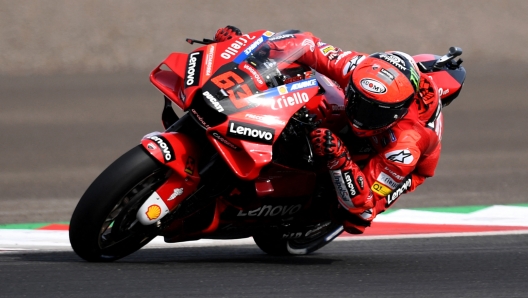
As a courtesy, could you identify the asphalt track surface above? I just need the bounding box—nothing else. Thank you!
[0,234,527,297]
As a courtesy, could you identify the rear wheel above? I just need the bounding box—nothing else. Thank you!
[253,223,344,256]
[69,146,168,262]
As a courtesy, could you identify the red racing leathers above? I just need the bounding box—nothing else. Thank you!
[264,32,443,231]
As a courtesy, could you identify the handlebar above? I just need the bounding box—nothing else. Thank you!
[433,46,463,70]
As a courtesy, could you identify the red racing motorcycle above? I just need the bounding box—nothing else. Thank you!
[69,30,466,262]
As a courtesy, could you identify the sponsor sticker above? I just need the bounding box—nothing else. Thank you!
[342,55,365,76]
[233,32,274,64]
[343,170,358,198]
[385,149,414,164]
[184,51,203,88]
[378,68,395,83]
[438,88,450,98]
[360,78,387,94]
[243,36,264,55]
[237,204,302,217]
[220,34,256,60]
[271,92,309,110]
[371,181,392,196]
[191,108,210,129]
[377,172,399,190]
[244,113,286,126]
[335,51,352,63]
[204,45,216,78]
[227,121,275,144]
[384,166,405,181]
[379,53,407,71]
[356,176,364,190]
[211,131,240,151]
[269,34,295,41]
[290,78,317,91]
[168,188,184,201]
[148,135,175,162]
[146,205,162,220]
[302,39,315,52]
[184,156,195,175]
[331,170,353,208]
[386,175,412,206]
[277,85,288,95]
[320,45,336,55]
[203,91,224,113]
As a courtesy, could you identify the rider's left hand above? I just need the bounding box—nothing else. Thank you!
[310,128,349,170]
[214,25,242,42]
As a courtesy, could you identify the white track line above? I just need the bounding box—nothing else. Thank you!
[1,228,528,252]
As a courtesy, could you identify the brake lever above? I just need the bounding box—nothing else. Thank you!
[186,38,215,45]
[433,46,463,70]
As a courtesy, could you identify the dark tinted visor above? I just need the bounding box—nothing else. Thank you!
[346,86,411,130]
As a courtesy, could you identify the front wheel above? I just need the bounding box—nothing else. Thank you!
[69,146,168,262]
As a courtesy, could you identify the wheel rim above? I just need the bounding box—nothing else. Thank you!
[97,169,169,250]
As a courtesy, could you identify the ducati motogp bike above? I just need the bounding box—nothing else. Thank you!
[69,30,466,261]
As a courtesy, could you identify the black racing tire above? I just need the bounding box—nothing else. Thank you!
[253,223,344,256]
[69,145,168,262]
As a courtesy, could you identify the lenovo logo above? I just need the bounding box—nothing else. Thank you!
[185,51,203,87]
[227,121,275,144]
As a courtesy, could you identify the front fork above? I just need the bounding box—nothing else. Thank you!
[136,129,202,225]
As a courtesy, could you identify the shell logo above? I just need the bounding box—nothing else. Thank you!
[145,204,162,220]
[278,85,288,95]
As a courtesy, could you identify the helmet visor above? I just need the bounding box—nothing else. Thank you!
[346,86,411,130]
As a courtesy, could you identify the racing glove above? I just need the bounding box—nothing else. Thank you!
[418,74,436,105]
[310,128,375,217]
[214,25,242,42]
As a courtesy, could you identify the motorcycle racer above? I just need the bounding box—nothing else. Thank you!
[214,26,443,234]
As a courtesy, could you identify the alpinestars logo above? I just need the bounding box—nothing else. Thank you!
[149,135,175,162]
[227,121,275,144]
[343,55,365,75]
[185,51,203,87]
[385,149,414,164]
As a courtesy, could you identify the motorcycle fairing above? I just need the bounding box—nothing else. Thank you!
[150,53,189,110]
[139,132,202,223]
[155,30,275,113]
[413,54,466,106]
[204,80,320,180]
